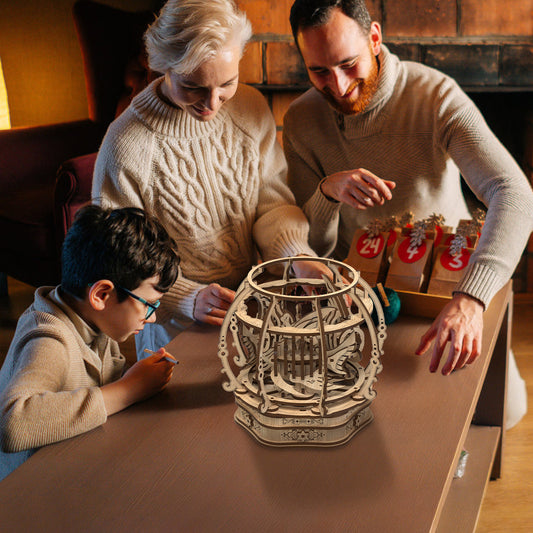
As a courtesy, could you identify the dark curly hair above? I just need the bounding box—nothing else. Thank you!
[61,205,180,299]
[290,0,371,47]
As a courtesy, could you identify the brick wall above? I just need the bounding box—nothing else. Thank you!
[236,0,533,292]
[237,0,533,114]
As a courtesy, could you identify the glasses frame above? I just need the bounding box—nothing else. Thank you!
[117,285,160,320]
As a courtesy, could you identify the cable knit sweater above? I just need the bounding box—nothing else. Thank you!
[93,80,315,325]
[0,287,124,481]
[283,45,533,308]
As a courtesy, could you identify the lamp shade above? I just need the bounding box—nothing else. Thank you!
[0,57,11,129]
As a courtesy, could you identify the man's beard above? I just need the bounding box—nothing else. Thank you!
[320,51,379,116]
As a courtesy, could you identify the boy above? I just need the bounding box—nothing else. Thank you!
[0,205,180,481]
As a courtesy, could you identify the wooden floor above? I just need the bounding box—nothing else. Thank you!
[1,277,532,531]
[476,292,533,532]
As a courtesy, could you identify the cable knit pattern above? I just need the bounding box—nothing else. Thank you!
[0,287,125,481]
[284,45,533,307]
[93,80,315,326]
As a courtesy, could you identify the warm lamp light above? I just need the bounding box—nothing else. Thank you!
[0,57,11,129]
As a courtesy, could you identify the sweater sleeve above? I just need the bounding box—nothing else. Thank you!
[283,106,342,257]
[0,336,107,453]
[236,87,316,261]
[157,268,207,322]
[437,81,533,306]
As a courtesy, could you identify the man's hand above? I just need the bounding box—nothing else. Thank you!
[416,293,484,375]
[193,283,235,326]
[321,168,396,209]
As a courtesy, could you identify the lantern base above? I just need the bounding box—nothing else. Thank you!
[234,400,373,447]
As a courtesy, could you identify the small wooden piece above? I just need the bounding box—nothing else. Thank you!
[376,282,390,307]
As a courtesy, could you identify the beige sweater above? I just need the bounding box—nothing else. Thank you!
[93,80,315,325]
[0,287,125,481]
[284,45,533,307]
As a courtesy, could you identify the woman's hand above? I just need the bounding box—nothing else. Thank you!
[321,168,395,209]
[291,259,351,304]
[193,283,235,326]
[291,259,336,282]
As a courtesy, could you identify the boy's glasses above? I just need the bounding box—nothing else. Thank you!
[117,286,160,320]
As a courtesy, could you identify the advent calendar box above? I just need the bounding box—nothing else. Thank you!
[344,229,390,286]
[386,235,434,292]
[427,245,475,296]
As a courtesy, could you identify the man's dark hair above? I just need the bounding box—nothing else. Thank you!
[61,205,180,299]
[290,0,371,45]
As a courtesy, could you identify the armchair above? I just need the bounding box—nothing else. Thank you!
[0,0,156,292]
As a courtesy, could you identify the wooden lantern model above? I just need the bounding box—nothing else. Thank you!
[218,257,387,447]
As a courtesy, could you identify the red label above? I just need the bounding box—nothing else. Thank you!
[397,237,427,263]
[440,248,471,271]
[356,233,385,258]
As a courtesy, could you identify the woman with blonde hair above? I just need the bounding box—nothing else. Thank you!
[93,0,325,357]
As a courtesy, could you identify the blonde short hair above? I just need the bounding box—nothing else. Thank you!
[145,0,252,75]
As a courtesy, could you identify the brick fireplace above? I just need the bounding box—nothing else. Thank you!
[236,0,533,292]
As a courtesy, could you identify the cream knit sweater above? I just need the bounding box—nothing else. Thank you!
[284,45,533,307]
[0,287,124,481]
[93,80,314,324]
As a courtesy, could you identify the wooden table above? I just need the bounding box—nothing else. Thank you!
[0,282,512,533]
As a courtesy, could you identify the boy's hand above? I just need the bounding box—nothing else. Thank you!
[123,351,175,400]
[101,349,176,415]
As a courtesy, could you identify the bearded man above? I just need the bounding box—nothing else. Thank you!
[283,0,533,426]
